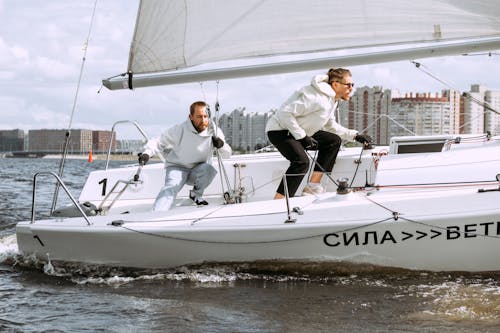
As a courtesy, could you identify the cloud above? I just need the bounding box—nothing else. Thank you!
[0,0,499,141]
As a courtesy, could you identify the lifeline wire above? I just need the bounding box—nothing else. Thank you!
[116,179,500,243]
[118,216,396,244]
[117,202,500,244]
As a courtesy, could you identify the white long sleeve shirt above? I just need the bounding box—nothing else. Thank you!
[143,119,231,169]
[265,74,358,141]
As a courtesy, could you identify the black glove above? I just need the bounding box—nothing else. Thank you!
[299,136,318,150]
[138,153,149,165]
[354,133,373,148]
[212,136,224,149]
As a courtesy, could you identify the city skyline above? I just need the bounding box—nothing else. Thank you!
[0,84,500,140]
[1,1,500,140]
[3,82,497,154]
[2,82,498,133]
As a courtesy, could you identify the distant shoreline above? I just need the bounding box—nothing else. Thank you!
[0,154,138,161]
[43,154,141,161]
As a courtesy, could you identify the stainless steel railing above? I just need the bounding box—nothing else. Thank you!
[32,171,91,225]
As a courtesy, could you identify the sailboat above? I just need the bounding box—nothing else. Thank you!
[15,0,500,272]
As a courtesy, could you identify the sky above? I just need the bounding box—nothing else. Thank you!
[1,1,500,140]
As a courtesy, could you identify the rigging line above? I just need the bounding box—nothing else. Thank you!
[358,113,416,137]
[305,147,373,189]
[412,60,500,116]
[51,0,99,213]
[376,180,499,189]
[123,171,310,223]
[67,0,99,130]
[117,209,287,223]
[360,186,500,238]
[199,82,207,102]
[360,192,500,240]
[212,81,234,199]
[118,217,395,244]
[215,80,220,137]
[361,193,398,215]
[305,150,318,185]
[190,203,227,225]
[411,61,457,92]
[463,92,500,116]
[350,108,490,118]
[199,81,231,197]
[458,110,490,131]
[304,150,338,187]
[349,147,365,188]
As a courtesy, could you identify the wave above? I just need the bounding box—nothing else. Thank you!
[0,234,19,265]
[3,232,500,322]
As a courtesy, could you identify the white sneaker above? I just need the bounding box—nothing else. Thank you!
[302,183,324,196]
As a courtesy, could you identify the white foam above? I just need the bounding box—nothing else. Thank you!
[0,234,19,263]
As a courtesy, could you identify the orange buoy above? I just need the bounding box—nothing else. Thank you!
[88,148,93,162]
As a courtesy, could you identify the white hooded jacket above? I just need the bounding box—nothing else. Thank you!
[265,74,358,141]
[142,118,231,169]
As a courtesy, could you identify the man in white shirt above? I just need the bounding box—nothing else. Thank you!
[139,101,232,211]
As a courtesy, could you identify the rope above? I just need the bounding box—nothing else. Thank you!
[349,147,365,187]
[304,148,372,189]
[305,150,318,184]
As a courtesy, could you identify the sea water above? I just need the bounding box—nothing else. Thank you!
[1,157,499,332]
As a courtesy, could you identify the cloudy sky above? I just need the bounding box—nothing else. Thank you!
[2,0,500,139]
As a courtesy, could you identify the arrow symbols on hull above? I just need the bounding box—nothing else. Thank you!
[401,229,442,241]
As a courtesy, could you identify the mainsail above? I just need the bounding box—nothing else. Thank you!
[104,0,500,89]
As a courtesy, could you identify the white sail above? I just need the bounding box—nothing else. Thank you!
[105,0,500,89]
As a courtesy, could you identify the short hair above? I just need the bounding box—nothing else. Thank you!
[327,68,351,84]
[189,101,207,115]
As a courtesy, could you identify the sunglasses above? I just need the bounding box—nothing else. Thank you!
[334,81,355,88]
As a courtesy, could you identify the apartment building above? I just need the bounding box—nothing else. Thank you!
[390,90,460,137]
[347,86,392,145]
[92,130,117,153]
[0,129,25,152]
[218,108,271,152]
[28,129,92,153]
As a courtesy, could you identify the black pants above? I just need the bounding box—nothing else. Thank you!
[267,130,342,197]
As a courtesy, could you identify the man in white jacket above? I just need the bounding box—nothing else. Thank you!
[265,68,372,199]
[139,101,232,211]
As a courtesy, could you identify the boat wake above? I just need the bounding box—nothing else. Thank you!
[0,236,423,285]
[406,279,500,322]
[0,234,19,265]
[2,233,500,322]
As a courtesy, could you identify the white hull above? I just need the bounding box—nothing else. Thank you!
[15,135,500,272]
[16,188,500,271]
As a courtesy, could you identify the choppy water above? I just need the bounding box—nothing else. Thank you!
[1,157,500,332]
